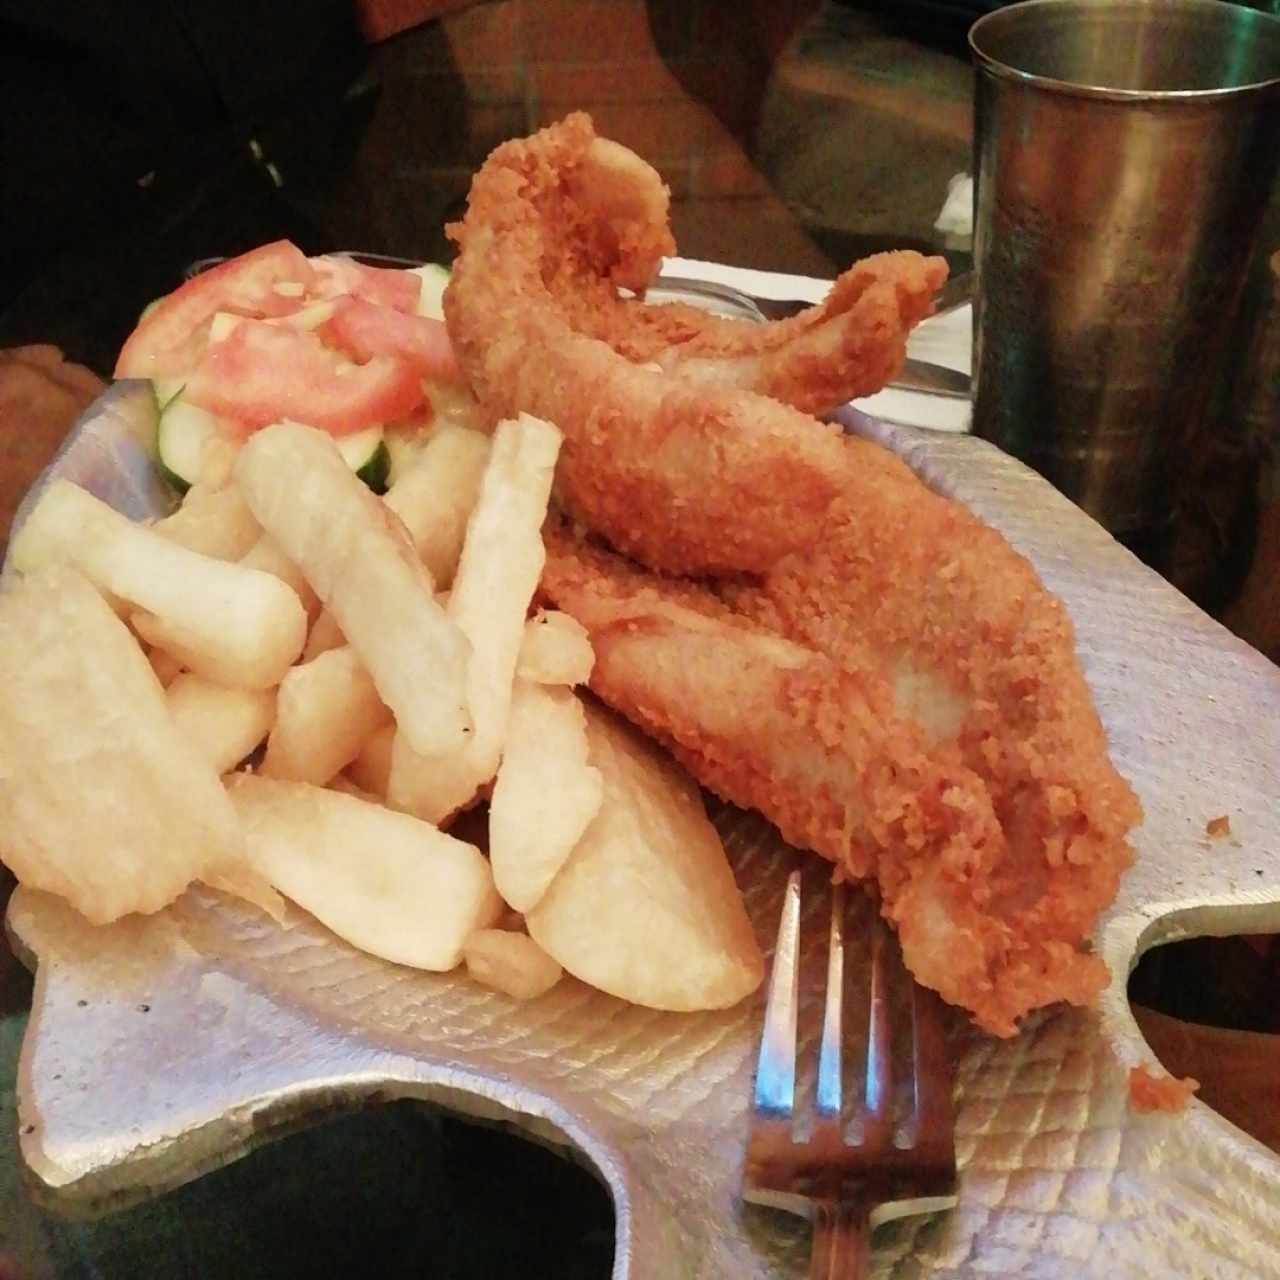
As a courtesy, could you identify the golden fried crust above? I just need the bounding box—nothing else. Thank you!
[445,115,922,574]
[455,116,1140,1036]
[540,526,1002,882]
[456,114,948,422]
[542,526,1125,1036]
[745,481,1140,936]
[555,250,949,416]
[720,476,1139,1029]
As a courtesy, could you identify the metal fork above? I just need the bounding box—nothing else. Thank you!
[744,872,957,1278]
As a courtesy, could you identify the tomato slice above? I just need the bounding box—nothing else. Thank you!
[309,256,422,313]
[323,294,463,383]
[116,241,315,380]
[183,318,425,434]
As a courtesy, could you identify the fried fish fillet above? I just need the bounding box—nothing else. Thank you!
[447,114,1140,1036]
[543,524,1137,1037]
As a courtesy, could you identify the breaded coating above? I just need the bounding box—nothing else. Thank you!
[562,251,948,417]
[444,113,932,574]
[449,115,1141,1037]
[731,476,1141,962]
[543,525,1133,1036]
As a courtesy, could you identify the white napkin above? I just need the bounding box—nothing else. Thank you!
[665,256,973,434]
[933,173,974,247]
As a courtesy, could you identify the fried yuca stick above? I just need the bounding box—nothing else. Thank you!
[10,480,306,690]
[345,721,394,799]
[298,424,490,654]
[228,774,502,971]
[152,482,260,560]
[240,533,319,618]
[302,608,345,661]
[516,609,594,686]
[387,413,560,823]
[236,422,472,757]
[382,424,491,589]
[262,645,391,785]
[488,681,601,912]
[165,674,276,776]
[464,929,563,1000]
[0,567,248,924]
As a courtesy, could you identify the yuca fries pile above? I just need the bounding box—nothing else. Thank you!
[0,417,762,1011]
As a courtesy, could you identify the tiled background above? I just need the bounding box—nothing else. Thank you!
[285,0,971,278]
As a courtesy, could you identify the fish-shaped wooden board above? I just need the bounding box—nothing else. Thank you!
[6,354,1280,1278]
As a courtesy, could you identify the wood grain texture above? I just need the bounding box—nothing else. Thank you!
[0,347,104,553]
[1134,1004,1280,1154]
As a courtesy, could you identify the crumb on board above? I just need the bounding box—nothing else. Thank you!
[1206,815,1231,838]
[1128,1064,1200,1113]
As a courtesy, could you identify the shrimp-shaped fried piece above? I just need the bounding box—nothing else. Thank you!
[556,251,947,417]
[444,113,935,575]
[457,112,947,417]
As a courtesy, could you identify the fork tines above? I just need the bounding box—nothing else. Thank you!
[744,869,957,1229]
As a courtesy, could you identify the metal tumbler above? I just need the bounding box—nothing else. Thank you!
[969,0,1280,535]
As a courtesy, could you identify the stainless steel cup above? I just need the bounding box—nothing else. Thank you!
[969,0,1280,535]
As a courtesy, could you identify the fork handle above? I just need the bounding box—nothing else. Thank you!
[810,1200,870,1280]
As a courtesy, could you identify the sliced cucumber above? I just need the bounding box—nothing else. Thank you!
[383,427,423,485]
[336,426,390,494]
[156,394,225,494]
[358,443,391,494]
[409,264,451,321]
[423,378,485,432]
[158,395,389,497]
[208,312,243,344]
[152,378,187,411]
[272,299,336,331]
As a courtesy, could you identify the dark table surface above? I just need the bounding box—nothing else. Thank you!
[1,2,1276,1276]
